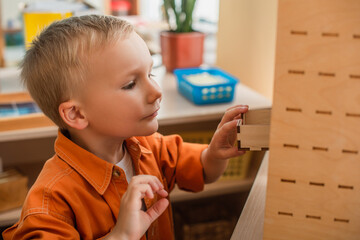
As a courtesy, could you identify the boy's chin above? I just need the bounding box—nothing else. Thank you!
[141,122,159,136]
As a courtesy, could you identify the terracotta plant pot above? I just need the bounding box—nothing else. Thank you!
[160,31,205,72]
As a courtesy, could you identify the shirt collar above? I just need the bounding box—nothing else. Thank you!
[54,130,152,195]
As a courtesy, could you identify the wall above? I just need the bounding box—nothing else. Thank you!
[216,0,278,101]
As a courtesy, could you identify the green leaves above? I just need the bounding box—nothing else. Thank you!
[163,0,197,33]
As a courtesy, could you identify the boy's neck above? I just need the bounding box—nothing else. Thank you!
[64,129,126,164]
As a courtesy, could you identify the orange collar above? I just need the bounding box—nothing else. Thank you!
[54,130,152,195]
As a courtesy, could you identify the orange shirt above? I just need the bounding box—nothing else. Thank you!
[3,131,207,240]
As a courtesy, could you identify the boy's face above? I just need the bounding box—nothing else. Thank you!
[78,32,162,139]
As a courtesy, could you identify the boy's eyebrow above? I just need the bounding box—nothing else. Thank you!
[122,58,154,78]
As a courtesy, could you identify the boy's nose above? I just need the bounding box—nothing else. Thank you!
[147,79,162,104]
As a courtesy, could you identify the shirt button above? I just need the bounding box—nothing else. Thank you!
[113,169,121,177]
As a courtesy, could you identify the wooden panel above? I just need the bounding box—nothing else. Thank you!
[237,125,270,151]
[264,0,360,239]
[216,0,278,100]
[0,113,54,132]
[244,108,271,125]
[0,92,32,103]
[0,169,28,213]
[237,108,271,151]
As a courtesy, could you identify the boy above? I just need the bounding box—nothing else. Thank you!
[3,15,248,240]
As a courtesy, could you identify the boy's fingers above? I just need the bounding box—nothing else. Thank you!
[131,175,164,189]
[157,189,168,198]
[225,104,248,112]
[130,184,154,200]
[218,106,248,128]
[146,198,169,223]
[219,119,238,135]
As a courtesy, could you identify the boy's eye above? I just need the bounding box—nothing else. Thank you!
[149,73,155,79]
[122,81,136,90]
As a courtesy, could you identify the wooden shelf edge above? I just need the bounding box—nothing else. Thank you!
[0,178,254,226]
[0,207,21,227]
[170,177,254,203]
[0,126,57,142]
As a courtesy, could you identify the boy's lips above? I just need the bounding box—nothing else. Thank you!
[143,108,160,119]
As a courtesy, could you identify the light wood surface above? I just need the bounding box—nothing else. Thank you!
[0,169,28,213]
[170,178,253,203]
[231,152,268,240]
[0,92,32,103]
[217,0,278,100]
[264,1,360,239]
[237,125,270,151]
[237,108,271,151]
[243,108,271,125]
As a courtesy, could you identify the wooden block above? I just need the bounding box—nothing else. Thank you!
[243,108,271,125]
[237,125,270,151]
[0,169,28,212]
[237,108,271,151]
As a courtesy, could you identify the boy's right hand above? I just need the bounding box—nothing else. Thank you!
[105,175,169,240]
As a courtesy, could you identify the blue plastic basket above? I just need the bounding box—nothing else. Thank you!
[174,67,239,105]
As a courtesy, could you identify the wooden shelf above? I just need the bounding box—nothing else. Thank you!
[0,208,21,227]
[170,178,254,202]
[0,178,254,226]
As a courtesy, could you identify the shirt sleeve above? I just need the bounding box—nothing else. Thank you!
[2,213,114,240]
[152,133,208,193]
[2,214,80,240]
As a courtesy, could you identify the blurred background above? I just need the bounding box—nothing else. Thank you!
[0,0,219,68]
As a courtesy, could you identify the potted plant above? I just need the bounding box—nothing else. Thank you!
[161,0,205,72]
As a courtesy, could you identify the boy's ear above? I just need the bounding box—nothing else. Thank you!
[59,101,88,130]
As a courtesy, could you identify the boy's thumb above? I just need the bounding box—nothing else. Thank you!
[146,198,169,222]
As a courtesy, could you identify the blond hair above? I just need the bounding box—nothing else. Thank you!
[21,15,134,129]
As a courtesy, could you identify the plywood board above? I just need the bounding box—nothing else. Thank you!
[263,0,360,239]
[237,108,271,151]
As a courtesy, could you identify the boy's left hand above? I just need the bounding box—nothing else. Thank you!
[208,104,248,160]
[201,105,248,183]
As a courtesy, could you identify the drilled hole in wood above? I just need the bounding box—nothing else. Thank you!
[283,144,299,149]
[322,32,339,37]
[288,70,305,75]
[281,179,296,184]
[342,149,358,154]
[353,34,360,39]
[315,110,332,115]
[286,107,302,112]
[312,146,328,151]
[349,74,360,79]
[338,185,354,190]
[319,72,336,77]
[306,215,321,220]
[309,182,325,187]
[278,211,293,217]
[346,113,360,118]
[334,218,349,223]
[290,30,308,35]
